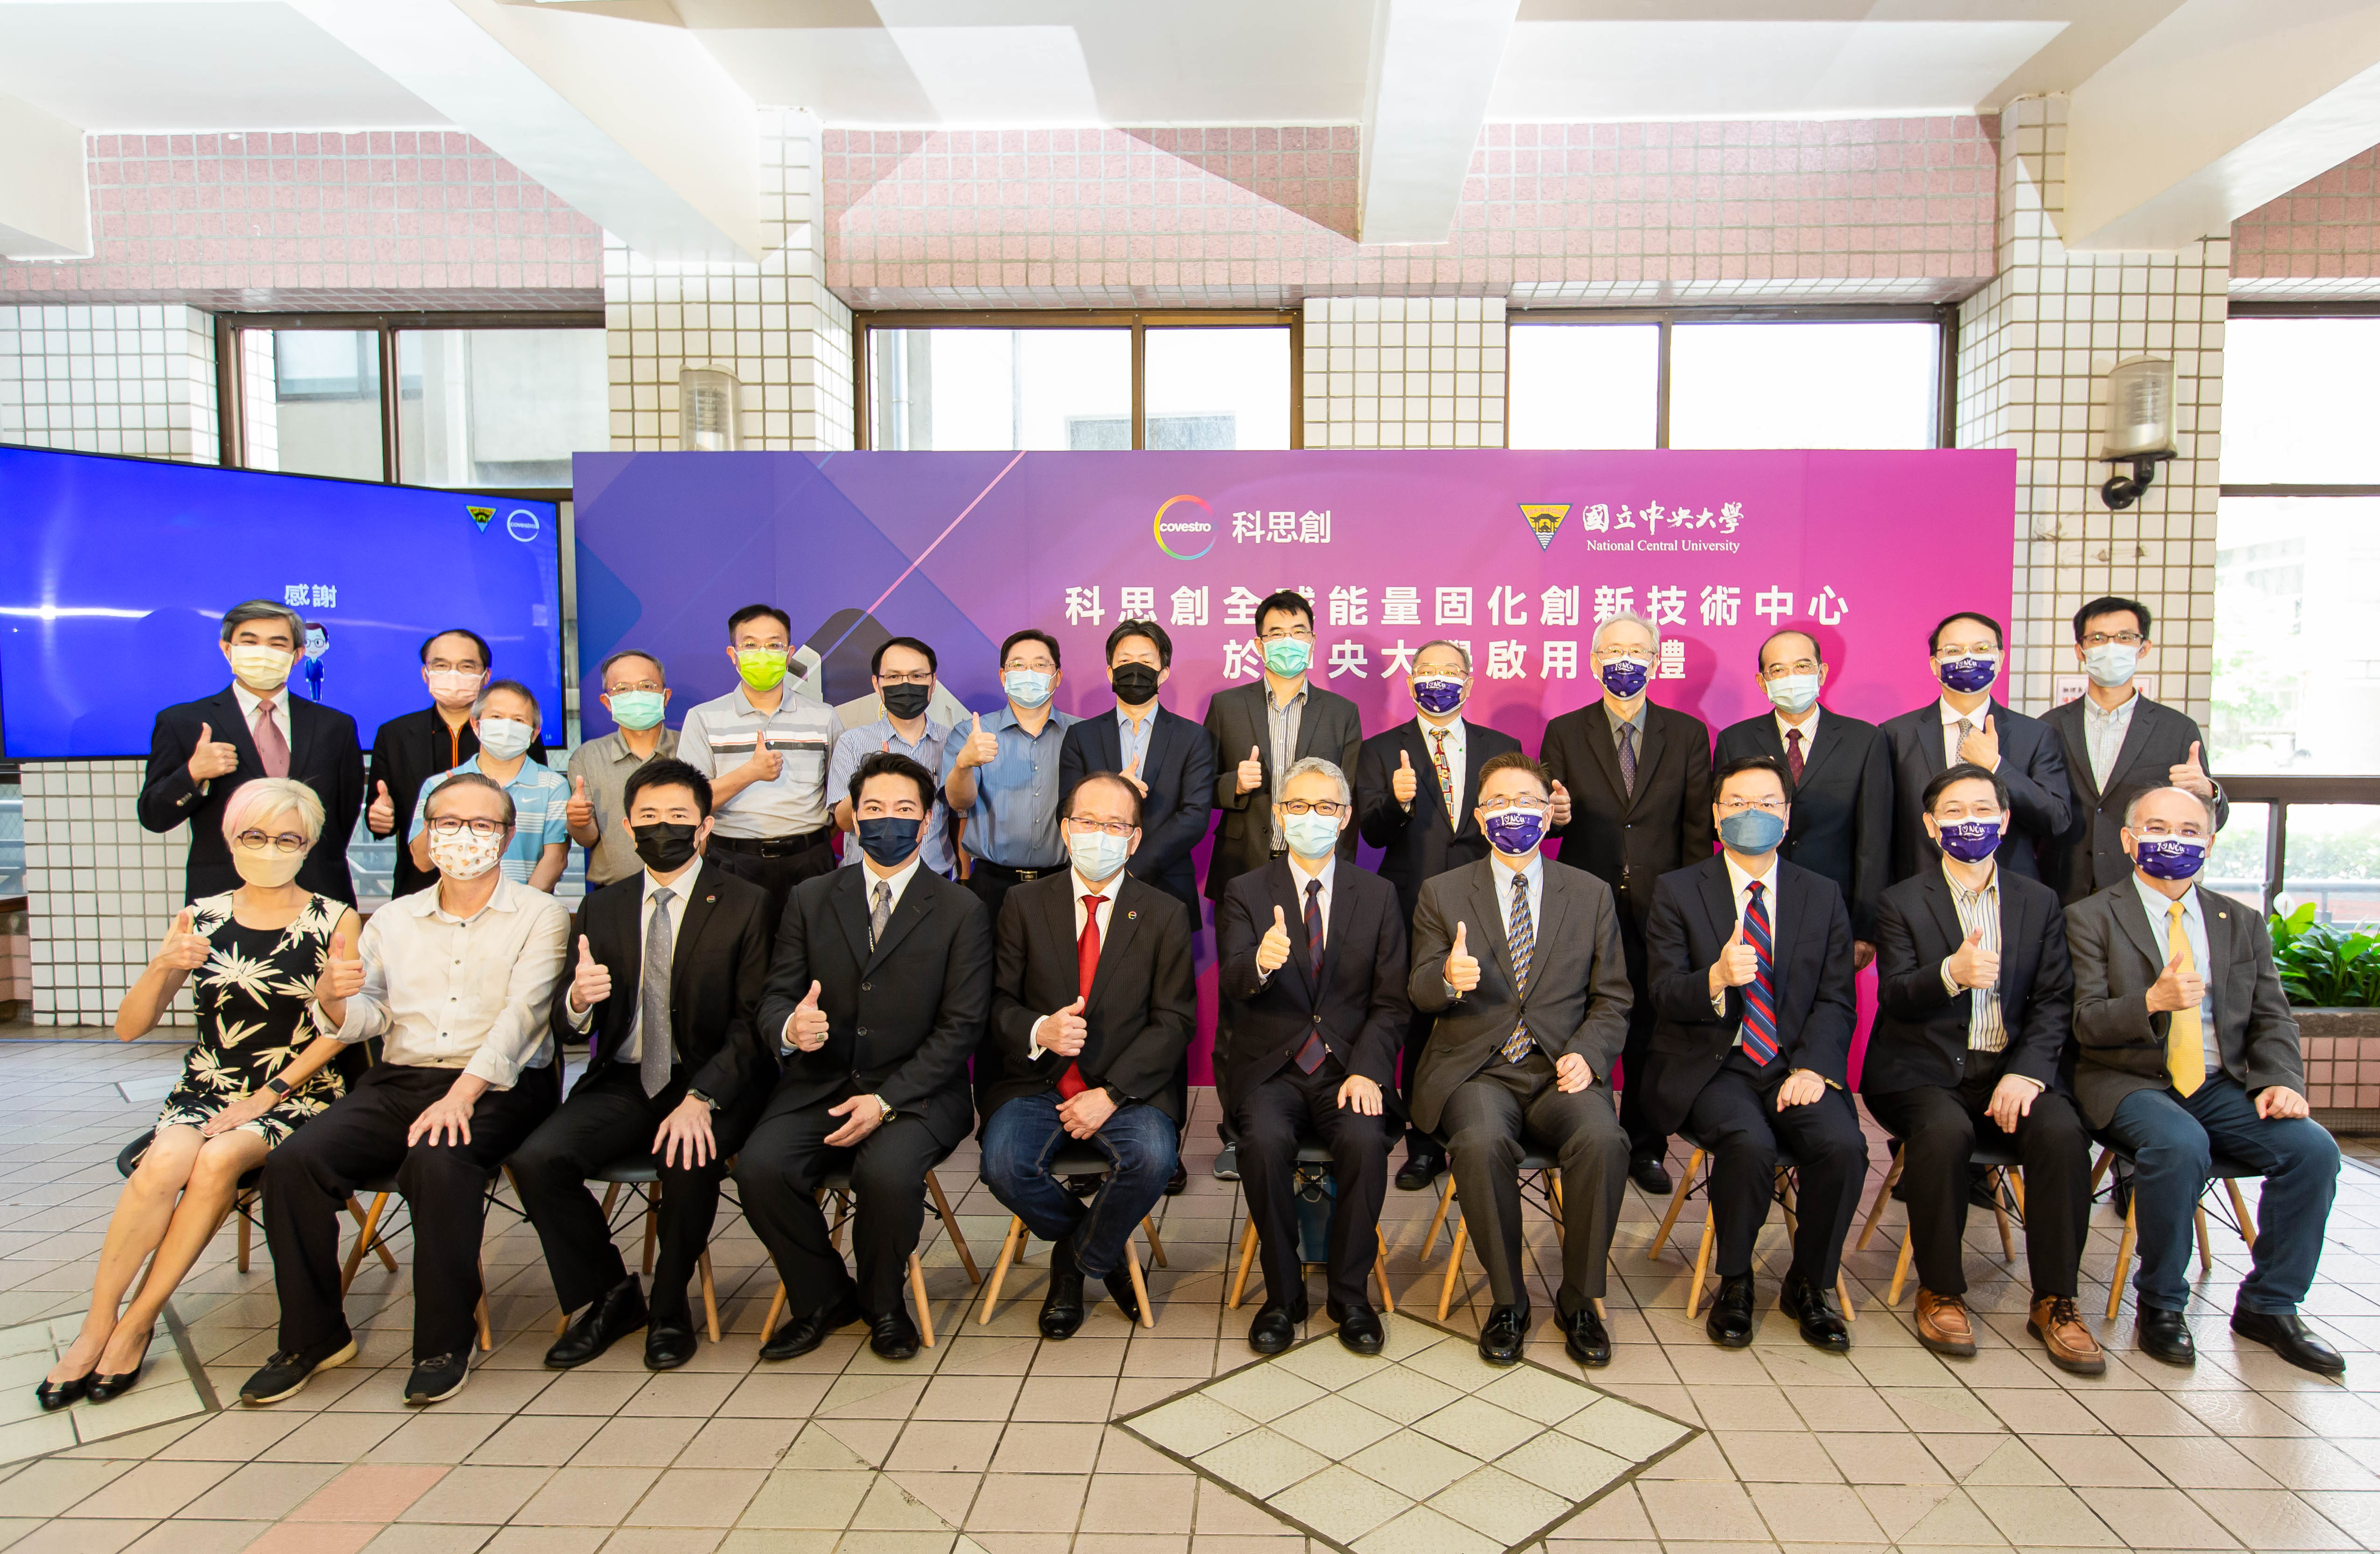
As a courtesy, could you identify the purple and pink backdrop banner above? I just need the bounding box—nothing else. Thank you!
[575,449,2016,1082]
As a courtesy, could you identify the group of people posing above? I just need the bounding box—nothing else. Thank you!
[36,585,2342,1415]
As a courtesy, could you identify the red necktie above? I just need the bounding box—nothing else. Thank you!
[253,699,290,779]
[1058,893,1105,1099]
[1785,725,1804,783]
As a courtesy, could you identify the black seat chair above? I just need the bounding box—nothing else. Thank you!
[1646,1126,1858,1321]
[1421,1137,1606,1323]
[1215,1120,1395,1314]
[1850,1134,2026,1308]
[114,1128,394,1282]
[757,1158,979,1350]
[543,1153,732,1345]
[2089,1139,2261,1320]
[979,1144,1167,1331]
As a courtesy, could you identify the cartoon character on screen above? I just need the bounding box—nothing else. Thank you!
[301,621,329,701]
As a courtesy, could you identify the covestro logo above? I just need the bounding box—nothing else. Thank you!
[1152,493,1215,560]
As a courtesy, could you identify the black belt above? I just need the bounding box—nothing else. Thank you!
[710,828,830,859]
[971,860,1057,882]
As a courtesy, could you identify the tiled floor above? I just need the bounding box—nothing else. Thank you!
[0,1032,2377,1554]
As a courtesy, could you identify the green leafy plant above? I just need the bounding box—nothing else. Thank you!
[2269,902,2380,1007]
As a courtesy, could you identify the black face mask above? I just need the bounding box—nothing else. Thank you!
[632,821,700,873]
[881,682,932,720]
[856,816,922,868]
[1111,662,1161,706]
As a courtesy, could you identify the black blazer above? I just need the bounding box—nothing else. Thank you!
[1638,855,1858,1137]
[1354,717,1525,922]
[1540,699,1714,924]
[1713,710,1892,941]
[1201,681,1363,901]
[367,705,550,898]
[1058,703,1216,915]
[1865,866,2073,1098]
[986,871,1198,1126]
[2039,693,2228,904]
[1880,699,2072,885]
[1214,859,1411,1114]
[138,686,365,905]
[555,863,774,1113]
[758,864,994,1152]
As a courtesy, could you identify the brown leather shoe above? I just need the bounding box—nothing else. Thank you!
[2029,1295,2106,1376]
[1915,1289,1977,1357]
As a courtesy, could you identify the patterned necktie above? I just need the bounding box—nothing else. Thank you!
[869,879,893,949]
[639,887,674,1097]
[1785,726,1805,783]
[1058,894,1105,1099]
[1953,718,1973,764]
[253,699,290,779]
[1740,880,1779,1066]
[1616,720,1637,798]
[1499,870,1536,1063]
[1429,728,1456,826]
[2166,900,2205,1097]
[1294,878,1329,1074]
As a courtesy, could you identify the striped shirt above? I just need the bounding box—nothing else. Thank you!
[677,686,838,840]
[1939,860,2005,1053]
[415,755,572,886]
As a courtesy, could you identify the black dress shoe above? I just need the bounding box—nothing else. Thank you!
[84,1365,143,1403]
[1395,1150,1443,1192]
[1629,1156,1674,1195]
[870,1309,921,1361]
[1248,1303,1305,1354]
[2232,1307,2346,1376]
[1477,1305,1526,1365]
[1040,1234,1087,1340]
[1780,1270,1849,1353]
[2135,1307,2196,1366]
[1706,1273,1756,1348]
[1103,1267,1144,1326]
[760,1290,864,1362]
[34,1372,91,1412]
[1336,1303,1384,1355]
[238,1337,358,1406]
[1164,1162,1189,1197]
[546,1276,649,1369]
[643,1322,695,1371]
[1563,1304,1611,1367]
[403,1351,469,1405]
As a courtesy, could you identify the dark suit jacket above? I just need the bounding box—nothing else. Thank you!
[139,686,365,905]
[1539,699,1714,925]
[1637,855,1858,1138]
[368,705,550,897]
[758,863,994,1152]
[1215,859,1411,1114]
[2039,692,2228,904]
[1714,709,1892,941]
[1405,858,1633,1134]
[2066,880,2303,1129]
[1201,680,1363,901]
[986,872,1198,1126]
[1880,699,2072,885]
[554,863,774,1113]
[1354,717,1525,923]
[1058,703,1216,915]
[1864,865,2073,1098]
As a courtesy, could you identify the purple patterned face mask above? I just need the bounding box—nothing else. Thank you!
[1934,818,2001,863]
[1936,654,1999,695]
[2134,835,2207,881]
[1412,677,1465,715]
[1599,656,1650,698]
[1483,808,1546,856]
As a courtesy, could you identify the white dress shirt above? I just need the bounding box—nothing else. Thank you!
[783,855,922,1052]
[1257,854,1337,984]
[2083,690,2139,792]
[202,680,291,797]
[1410,715,1467,820]
[1937,858,2007,1054]
[1451,853,1544,999]
[1937,698,1999,771]
[2133,874,2220,1072]
[569,859,701,1062]
[1030,868,1124,1054]
[1774,704,1821,763]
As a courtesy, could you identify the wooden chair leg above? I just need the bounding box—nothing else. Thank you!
[908,1252,936,1348]
[1436,1218,1469,1322]
[1124,1247,1155,1331]
[1887,1228,1916,1309]
[700,1248,719,1343]
[1837,1270,1857,1323]
[761,1281,787,1342]
[1374,1229,1396,1315]
[1854,1149,1903,1253]
[341,1192,392,1294]
[2004,1166,2027,1218]
[925,1171,982,1284]
[1422,1173,1458,1262]
[236,1191,254,1274]
[1777,1168,1802,1241]
[1546,1174,1567,1247]
[2089,1147,2114,1193]
[2194,1204,2214,1273]
[2106,1196,2138,1321]
[1649,1148,1703,1262]
[641,1183,659,1277]
[600,1181,621,1219]
[1142,1217,1167,1269]
[476,1257,493,1352]
[1228,1221,1259,1310]
[1687,1212,1717,1318]
[555,1307,571,1337]
[1990,1168,2016,1262]
[2224,1176,2258,1247]
[979,1217,1025,1324]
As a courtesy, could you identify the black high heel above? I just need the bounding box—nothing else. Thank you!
[84,1366,143,1404]
[33,1372,92,1411]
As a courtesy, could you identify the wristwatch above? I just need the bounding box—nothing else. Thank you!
[264,1075,293,1097]
[877,1097,896,1124]
[686,1088,719,1113]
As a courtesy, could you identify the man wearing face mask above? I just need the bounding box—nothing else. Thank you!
[1059,620,1216,917]
[1882,611,2072,886]
[1538,609,1715,1195]
[2068,786,2344,1376]
[142,599,365,907]
[1640,756,1865,1352]
[510,759,772,1371]
[565,650,680,891]
[367,628,550,899]
[829,637,955,880]
[2040,597,2226,905]
[943,629,1080,928]
[738,752,993,1362]
[409,681,571,892]
[679,604,841,933]
[1715,628,1893,970]
[1355,640,1522,1192]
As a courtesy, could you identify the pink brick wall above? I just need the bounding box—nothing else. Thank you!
[2231,146,2380,298]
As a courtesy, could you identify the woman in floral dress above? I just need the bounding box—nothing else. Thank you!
[39,778,362,1409]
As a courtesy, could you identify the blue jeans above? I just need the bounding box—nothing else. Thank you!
[979,1093,1177,1280]
[2105,1077,2340,1315]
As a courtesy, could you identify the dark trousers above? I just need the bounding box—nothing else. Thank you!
[1233,1062,1393,1311]
[2104,1076,2341,1315]
[262,1061,557,1361]
[508,1065,759,1326]
[979,1092,1177,1280]
[1440,1049,1627,1314]
[1397,1008,1440,1162]
[1685,1057,1866,1284]
[966,864,1051,1104]
[1865,1070,2092,1298]
[709,834,834,935]
[735,1083,950,1322]
[1613,902,1665,1164]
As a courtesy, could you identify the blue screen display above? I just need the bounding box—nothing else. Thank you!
[0,447,564,759]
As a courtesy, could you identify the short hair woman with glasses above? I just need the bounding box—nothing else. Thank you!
[39,777,361,1410]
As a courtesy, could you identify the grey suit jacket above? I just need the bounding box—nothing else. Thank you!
[1404,856,1634,1134]
[2039,693,2228,904]
[2066,879,2303,1129]
[1201,679,1363,901]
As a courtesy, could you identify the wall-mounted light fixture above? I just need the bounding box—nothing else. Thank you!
[2099,355,2174,510]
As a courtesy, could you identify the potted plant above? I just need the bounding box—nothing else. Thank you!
[2269,902,2380,1131]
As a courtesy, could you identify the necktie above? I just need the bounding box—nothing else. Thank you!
[1740,880,1779,1066]
[1953,718,1973,764]
[1429,728,1457,826]
[1785,725,1805,783]
[2166,900,2205,1097]
[253,699,290,779]
[1499,871,1536,1063]
[869,879,893,950]
[1294,878,1329,1074]
[639,887,674,1097]
[1058,894,1105,1099]
[1617,721,1637,798]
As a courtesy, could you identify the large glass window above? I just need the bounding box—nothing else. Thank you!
[397,328,609,488]
[250,328,384,481]
[2222,315,2380,485]
[1507,324,1659,449]
[1142,327,1291,450]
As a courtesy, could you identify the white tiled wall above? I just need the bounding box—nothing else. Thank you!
[22,763,194,1026]
[1299,297,1508,449]
[0,303,217,462]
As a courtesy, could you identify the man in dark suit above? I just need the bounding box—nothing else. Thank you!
[1714,627,1892,968]
[365,627,551,898]
[1355,640,1522,1191]
[1409,752,1633,1368]
[1203,588,1364,904]
[1864,763,2099,1374]
[140,598,364,905]
[1641,756,1865,1352]
[1880,610,2072,886]
[1059,619,1216,917]
[2069,785,2344,1376]
[736,752,994,1362]
[2040,596,2227,904]
[1217,757,1409,1355]
[510,758,773,1371]
[982,771,1197,1338]
[1538,608,1714,1194]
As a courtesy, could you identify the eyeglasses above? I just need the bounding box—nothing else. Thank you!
[1716,798,1786,816]
[1932,645,1999,661]
[2134,822,2207,839]
[877,670,935,685]
[1479,797,1550,816]
[605,679,664,696]
[2080,631,2146,648]
[1004,659,1056,675]
[232,829,310,855]
[1065,816,1136,838]
[1278,800,1347,817]
[427,817,506,840]
[1759,660,1821,679]
[1257,626,1315,642]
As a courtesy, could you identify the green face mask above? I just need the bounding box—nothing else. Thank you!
[736,648,787,692]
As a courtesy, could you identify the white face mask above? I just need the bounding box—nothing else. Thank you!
[428,828,505,881]
[426,669,483,703]
[2083,642,2139,688]
[232,848,307,889]
[1764,673,1822,716]
[475,717,536,761]
[227,644,294,693]
[1067,829,1130,883]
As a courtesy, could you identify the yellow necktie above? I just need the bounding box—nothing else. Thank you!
[2166,900,2205,1097]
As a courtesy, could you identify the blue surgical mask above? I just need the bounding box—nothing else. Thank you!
[1935,818,2001,863]
[2084,643,2138,688]
[1719,808,1787,855]
[1412,676,1465,716]
[1067,829,1130,882]
[607,690,665,731]
[1002,669,1054,708]
[1936,655,1999,695]
[1482,808,1545,856]
[1264,637,1313,678]
[1283,812,1341,860]
[1764,674,1821,716]
[2135,834,2207,881]
[856,816,922,869]
[1599,656,1651,698]
[475,716,535,760]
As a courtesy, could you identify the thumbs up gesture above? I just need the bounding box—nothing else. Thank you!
[366,780,395,835]
[1445,921,1481,993]
[157,908,210,973]
[187,721,240,782]
[1548,779,1573,827]
[786,980,830,1052]
[1256,905,1294,974]
[2170,739,2216,799]
[568,934,611,1013]
[1393,748,1418,805]
[1236,743,1265,795]
[565,774,594,832]
[1945,925,1999,990]
[1122,756,1148,798]
[1958,713,2001,770]
[1037,993,1089,1057]
[958,712,1000,770]
[1711,919,1759,991]
[2148,950,2206,1015]
[314,928,365,1004]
